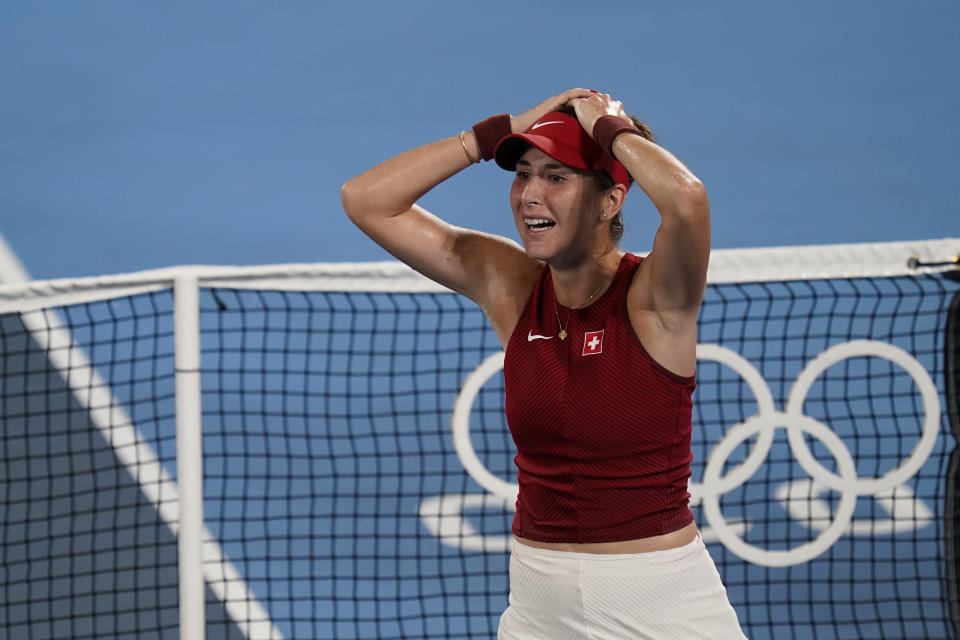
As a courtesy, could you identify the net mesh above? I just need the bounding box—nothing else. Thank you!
[1,259,958,639]
[695,276,954,639]
[0,295,183,639]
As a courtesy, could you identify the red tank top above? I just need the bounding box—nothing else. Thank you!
[503,253,695,543]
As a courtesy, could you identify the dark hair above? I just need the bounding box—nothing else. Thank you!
[551,105,655,244]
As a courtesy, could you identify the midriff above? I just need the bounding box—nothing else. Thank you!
[515,521,699,554]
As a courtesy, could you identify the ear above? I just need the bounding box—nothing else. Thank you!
[600,183,627,219]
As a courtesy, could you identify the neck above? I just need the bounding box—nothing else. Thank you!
[550,249,624,308]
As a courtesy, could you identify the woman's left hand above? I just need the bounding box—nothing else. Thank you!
[569,92,632,136]
[511,88,596,133]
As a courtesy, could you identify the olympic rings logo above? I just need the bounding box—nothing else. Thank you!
[420,340,940,565]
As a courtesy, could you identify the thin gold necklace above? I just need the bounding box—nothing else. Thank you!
[554,278,608,341]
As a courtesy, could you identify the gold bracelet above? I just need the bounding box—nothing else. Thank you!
[459,131,480,164]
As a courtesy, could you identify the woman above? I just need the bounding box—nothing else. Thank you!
[342,89,746,639]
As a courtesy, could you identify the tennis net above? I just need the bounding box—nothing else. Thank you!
[1,238,958,639]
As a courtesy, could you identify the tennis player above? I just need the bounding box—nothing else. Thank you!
[342,88,747,639]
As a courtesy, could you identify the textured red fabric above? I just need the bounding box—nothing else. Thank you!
[494,112,632,190]
[503,253,695,543]
[591,114,643,156]
[472,113,512,161]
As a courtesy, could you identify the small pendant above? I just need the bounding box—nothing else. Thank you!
[558,329,567,341]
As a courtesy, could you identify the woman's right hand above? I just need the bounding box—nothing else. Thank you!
[510,88,596,133]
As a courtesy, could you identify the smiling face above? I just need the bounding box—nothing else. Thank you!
[510,146,607,266]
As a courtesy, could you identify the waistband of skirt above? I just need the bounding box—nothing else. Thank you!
[510,533,704,563]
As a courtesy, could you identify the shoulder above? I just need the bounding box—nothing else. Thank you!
[456,233,542,347]
[626,249,700,328]
[625,250,699,377]
[619,252,645,296]
[623,251,644,273]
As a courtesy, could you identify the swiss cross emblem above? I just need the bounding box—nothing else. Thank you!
[582,330,604,356]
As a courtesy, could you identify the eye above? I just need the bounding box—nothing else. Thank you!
[548,174,565,184]
[516,170,531,180]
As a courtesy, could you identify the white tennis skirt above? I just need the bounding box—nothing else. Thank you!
[498,534,748,640]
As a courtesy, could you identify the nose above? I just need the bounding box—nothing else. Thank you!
[520,176,543,207]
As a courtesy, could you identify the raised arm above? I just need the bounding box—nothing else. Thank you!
[340,89,596,343]
[340,129,509,302]
[571,93,710,371]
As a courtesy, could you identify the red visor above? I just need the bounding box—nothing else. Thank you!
[494,112,631,190]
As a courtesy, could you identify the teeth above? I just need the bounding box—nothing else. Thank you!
[524,217,555,229]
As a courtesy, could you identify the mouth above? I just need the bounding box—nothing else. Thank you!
[523,217,556,231]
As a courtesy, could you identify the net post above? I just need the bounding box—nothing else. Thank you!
[175,274,205,640]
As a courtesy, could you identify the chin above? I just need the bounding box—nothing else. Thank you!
[520,238,552,262]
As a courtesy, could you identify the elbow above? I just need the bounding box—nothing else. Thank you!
[674,176,710,224]
[341,175,405,229]
[340,178,365,225]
